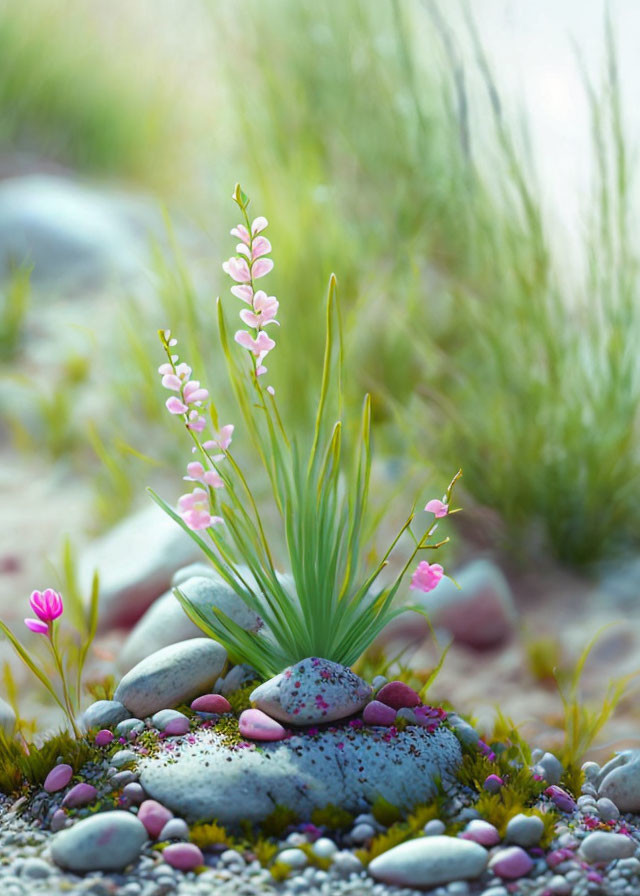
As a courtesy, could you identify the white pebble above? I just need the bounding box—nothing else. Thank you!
[285,832,307,846]
[312,837,337,859]
[424,819,446,836]
[278,848,308,869]
[351,823,375,843]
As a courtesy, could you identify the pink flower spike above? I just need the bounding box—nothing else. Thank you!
[183,381,209,405]
[251,258,274,279]
[251,216,268,235]
[231,285,254,304]
[230,224,250,245]
[161,374,182,391]
[166,397,188,415]
[424,499,449,518]
[29,588,63,622]
[24,617,49,634]
[222,257,251,283]
[251,237,271,260]
[410,561,444,593]
[178,489,213,530]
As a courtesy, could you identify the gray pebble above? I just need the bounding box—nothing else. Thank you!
[115,719,145,738]
[312,837,337,858]
[19,857,51,879]
[350,823,375,843]
[159,818,190,841]
[332,850,364,874]
[596,797,620,821]
[110,749,137,768]
[277,848,307,869]
[424,819,446,836]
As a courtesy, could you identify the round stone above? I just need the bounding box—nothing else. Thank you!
[483,774,504,793]
[545,786,577,813]
[488,846,534,880]
[162,843,203,871]
[505,813,545,848]
[362,700,397,726]
[20,857,51,879]
[51,811,148,872]
[151,710,190,735]
[535,752,563,785]
[111,749,137,769]
[44,764,73,793]
[50,809,67,832]
[331,851,363,874]
[579,832,636,863]
[190,694,231,714]
[138,800,173,839]
[122,782,146,805]
[159,818,190,841]
[596,798,620,822]
[312,838,337,858]
[238,708,287,742]
[278,848,308,869]
[115,719,145,738]
[95,729,114,746]
[424,819,446,836]
[82,700,129,730]
[62,783,97,809]
[350,823,375,843]
[369,836,488,887]
[460,819,500,847]
[375,681,421,710]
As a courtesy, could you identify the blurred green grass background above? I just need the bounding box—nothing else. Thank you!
[1,0,639,572]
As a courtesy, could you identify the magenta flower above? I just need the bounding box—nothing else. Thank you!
[410,561,444,593]
[24,617,49,634]
[29,589,63,622]
[424,498,449,518]
[178,489,223,531]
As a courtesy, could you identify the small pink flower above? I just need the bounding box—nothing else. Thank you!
[185,461,205,479]
[161,374,182,391]
[24,618,49,634]
[234,330,276,357]
[30,589,63,622]
[166,396,188,415]
[410,561,444,593]
[251,216,268,235]
[178,489,220,530]
[240,291,279,328]
[251,237,271,260]
[231,285,254,304]
[215,424,234,451]
[222,257,251,283]
[230,224,250,245]
[251,258,274,279]
[186,410,206,432]
[183,381,209,405]
[424,498,449,518]
[203,470,224,488]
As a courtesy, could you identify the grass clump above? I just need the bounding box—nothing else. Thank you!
[0,730,97,795]
[226,680,261,715]
[311,804,354,831]
[261,805,299,838]
[189,820,230,851]
[355,801,445,866]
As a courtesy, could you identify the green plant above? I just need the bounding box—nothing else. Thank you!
[150,186,460,679]
[0,730,96,795]
[0,266,30,362]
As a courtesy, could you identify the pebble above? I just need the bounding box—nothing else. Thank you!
[114,638,227,718]
[278,848,308,869]
[94,729,114,746]
[162,843,204,871]
[505,813,545,847]
[425,819,446,836]
[368,836,488,888]
[19,857,51,879]
[535,752,564,785]
[190,694,231,714]
[51,810,148,872]
[579,832,636,863]
[545,786,577,813]
[82,700,130,730]
[122,783,146,805]
[488,846,534,879]
[312,837,338,858]
[159,818,190,841]
[362,701,398,726]
[50,809,68,832]
[582,761,600,781]
[238,708,287,741]
[111,750,137,769]
[460,819,500,847]
[375,681,421,710]
[350,823,375,843]
[596,797,620,821]
[115,718,146,738]
[331,851,364,874]
[151,709,190,735]
[61,783,97,809]
[111,770,138,788]
[43,764,73,793]
[483,774,504,793]
[138,800,173,839]
[371,675,388,692]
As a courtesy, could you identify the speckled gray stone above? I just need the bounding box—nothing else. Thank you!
[82,700,129,730]
[51,810,148,871]
[598,750,640,813]
[138,722,462,825]
[250,657,371,726]
[119,575,262,671]
[369,835,488,887]
[114,638,227,718]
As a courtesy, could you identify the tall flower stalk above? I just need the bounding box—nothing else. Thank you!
[150,184,460,680]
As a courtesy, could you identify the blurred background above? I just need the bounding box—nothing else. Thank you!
[1,0,640,755]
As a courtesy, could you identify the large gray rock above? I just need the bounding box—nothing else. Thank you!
[597,750,640,813]
[579,831,635,863]
[119,575,262,671]
[0,697,16,736]
[78,503,202,631]
[138,723,462,826]
[368,836,487,888]
[81,700,129,730]
[51,811,148,872]
[250,657,371,726]
[0,175,154,288]
[114,638,227,718]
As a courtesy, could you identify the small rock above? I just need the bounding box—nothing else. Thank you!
[114,638,227,718]
[312,838,337,858]
[396,707,417,724]
[190,694,231,714]
[111,749,137,769]
[159,818,190,841]
[122,783,146,805]
[278,848,308,869]
[535,752,564,786]
[238,708,287,741]
[115,718,145,738]
[545,786,577,814]
[362,700,397,726]
[82,700,130,730]
[483,774,504,793]
[371,675,388,692]
[0,697,16,736]
[331,851,364,875]
[424,819,446,836]
[95,729,114,746]
[579,832,635,863]
[20,857,51,879]
[111,770,138,789]
[50,809,68,832]
[162,843,203,871]
[582,761,600,781]
[350,823,375,843]
[596,797,620,822]
[250,657,371,725]
[447,713,481,746]
[598,750,640,813]
[488,846,534,879]
[51,810,148,872]
[62,783,97,809]
[44,764,73,793]
[218,664,256,696]
[369,836,488,887]
[505,813,544,848]
[460,819,500,847]
[151,710,190,735]
[138,800,173,839]
[376,681,421,710]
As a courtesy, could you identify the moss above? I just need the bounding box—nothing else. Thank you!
[311,804,354,830]
[298,842,331,870]
[226,680,261,715]
[212,715,246,750]
[189,821,230,850]
[0,730,98,795]
[252,838,280,867]
[356,799,449,866]
[371,795,403,827]
[261,805,299,837]
[270,860,292,882]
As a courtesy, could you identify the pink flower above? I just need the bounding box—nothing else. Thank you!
[183,381,209,405]
[230,224,250,245]
[240,291,279,328]
[251,258,274,279]
[178,489,221,530]
[251,237,271,260]
[410,561,444,593]
[186,410,206,432]
[234,330,276,357]
[166,396,188,415]
[24,617,49,634]
[161,374,182,391]
[251,216,268,235]
[184,462,224,489]
[222,257,251,283]
[215,424,234,451]
[231,285,254,304]
[29,589,63,622]
[424,499,449,518]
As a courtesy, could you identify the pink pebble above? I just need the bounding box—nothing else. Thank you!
[138,799,174,839]
[238,708,287,742]
[460,819,501,847]
[43,763,73,793]
[163,842,204,871]
[483,774,504,793]
[489,846,534,879]
[164,717,190,736]
[50,809,67,832]
[544,785,577,814]
[190,694,232,714]
[375,681,421,710]
[362,700,398,727]
[95,729,114,746]
[62,782,97,808]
